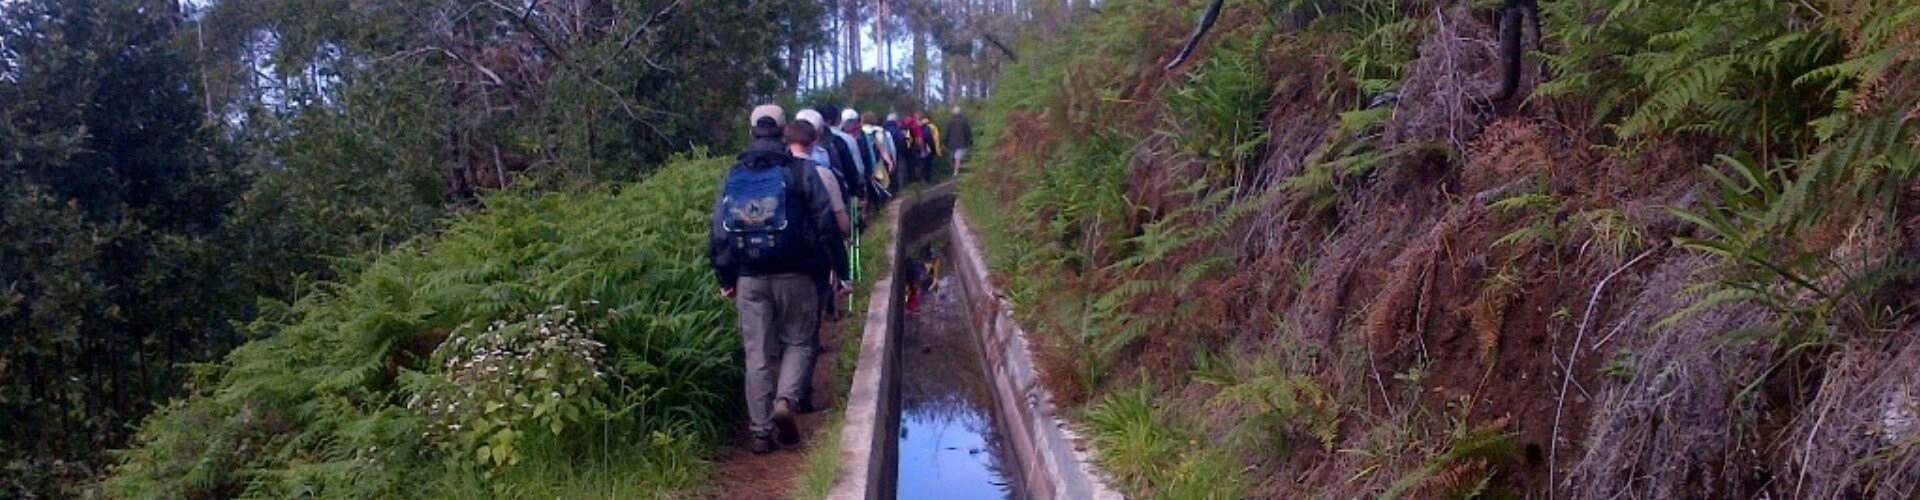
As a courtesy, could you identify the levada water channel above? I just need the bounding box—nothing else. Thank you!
[892,195,1020,500]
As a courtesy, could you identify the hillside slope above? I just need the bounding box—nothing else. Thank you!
[110,155,741,498]
[965,0,1919,497]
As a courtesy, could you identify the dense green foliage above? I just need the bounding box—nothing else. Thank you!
[109,156,738,497]
[1,0,829,491]
[1532,0,1920,370]
[1559,0,1920,415]
[0,2,247,490]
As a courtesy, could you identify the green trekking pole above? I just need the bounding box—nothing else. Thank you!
[849,198,862,280]
[847,199,861,314]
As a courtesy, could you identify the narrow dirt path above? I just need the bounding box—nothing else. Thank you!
[705,313,843,500]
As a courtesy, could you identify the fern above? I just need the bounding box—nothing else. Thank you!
[111,156,741,497]
[1489,189,1562,250]
[1544,0,1844,150]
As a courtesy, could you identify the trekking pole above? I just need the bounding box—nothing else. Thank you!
[849,201,862,281]
[848,200,862,314]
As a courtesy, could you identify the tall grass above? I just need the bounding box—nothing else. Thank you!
[109,155,741,497]
[1083,387,1247,499]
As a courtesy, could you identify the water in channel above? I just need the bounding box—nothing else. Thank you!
[894,236,1019,500]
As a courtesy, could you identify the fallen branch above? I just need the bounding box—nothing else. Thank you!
[1579,247,1662,350]
[1488,0,1543,103]
[1165,0,1224,70]
[981,33,1017,61]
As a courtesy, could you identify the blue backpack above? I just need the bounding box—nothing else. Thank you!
[720,160,802,267]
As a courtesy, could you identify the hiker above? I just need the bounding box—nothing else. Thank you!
[899,112,923,184]
[840,108,877,179]
[710,104,838,453]
[816,105,869,206]
[785,117,851,414]
[860,111,896,188]
[843,109,894,209]
[914,111,942,182]
[883,113,912,185]
[841,108,885,212]
[788,112,853,309]
[792,110,835,170]
[947,106,973,176]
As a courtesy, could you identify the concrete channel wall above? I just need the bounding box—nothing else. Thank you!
[949,211,1125,500]
[828,191,906,500]
[828,183,1123,500]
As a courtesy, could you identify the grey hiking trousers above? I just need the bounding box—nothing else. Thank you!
[734,274,818,435]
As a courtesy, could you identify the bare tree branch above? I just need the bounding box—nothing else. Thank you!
[376,46,506,86]
[1166,0,1224,70]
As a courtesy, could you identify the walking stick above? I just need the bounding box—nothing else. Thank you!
[848,198,862,314]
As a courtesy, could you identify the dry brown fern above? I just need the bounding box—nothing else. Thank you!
[1365,256,1426,353]
[1424,457,1490,497]
[1468,293,1508,363]
[1468,269,1521,362]
[1463,118,1551,194]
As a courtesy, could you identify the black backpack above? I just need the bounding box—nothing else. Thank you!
[823,132,867,200]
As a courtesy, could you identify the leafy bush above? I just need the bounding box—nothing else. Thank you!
[109,155,740,497]
[406,304,610,472]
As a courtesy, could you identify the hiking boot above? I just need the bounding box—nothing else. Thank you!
[798,394,827,414]
[749,432,777,454]
[772,399,801,446]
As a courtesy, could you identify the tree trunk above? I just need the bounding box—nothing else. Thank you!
[876,0,889,76]
[845,0,861,75]
[912,30,927,103]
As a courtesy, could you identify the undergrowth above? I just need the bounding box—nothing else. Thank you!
[109,154,740,497]
[968,0,1919,497]
[1083,387,1247,499]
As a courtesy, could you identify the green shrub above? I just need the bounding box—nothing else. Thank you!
[406,303,611,472]
[109,155,739,497]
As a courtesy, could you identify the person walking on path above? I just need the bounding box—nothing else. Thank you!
[913,111,940,182]
[710,104,838,454]
[815,105,868,207]
[902,112,925,183]
[859,111,896,188]
[883,113,912,185]
[784,117,850,413]
[947,106,973,176]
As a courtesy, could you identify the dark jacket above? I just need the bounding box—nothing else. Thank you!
[802,158,852,283]
[947,114,973,150]
[886,123,914,161]
[848,125,879,173]
[821,129,867,201]
[709,136,837,290]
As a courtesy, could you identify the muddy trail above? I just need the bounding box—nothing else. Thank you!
[706,314,843,500]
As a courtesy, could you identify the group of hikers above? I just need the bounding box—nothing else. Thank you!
[708,102,973,454]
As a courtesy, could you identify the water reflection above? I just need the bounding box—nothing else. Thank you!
[896,239,1017,500]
